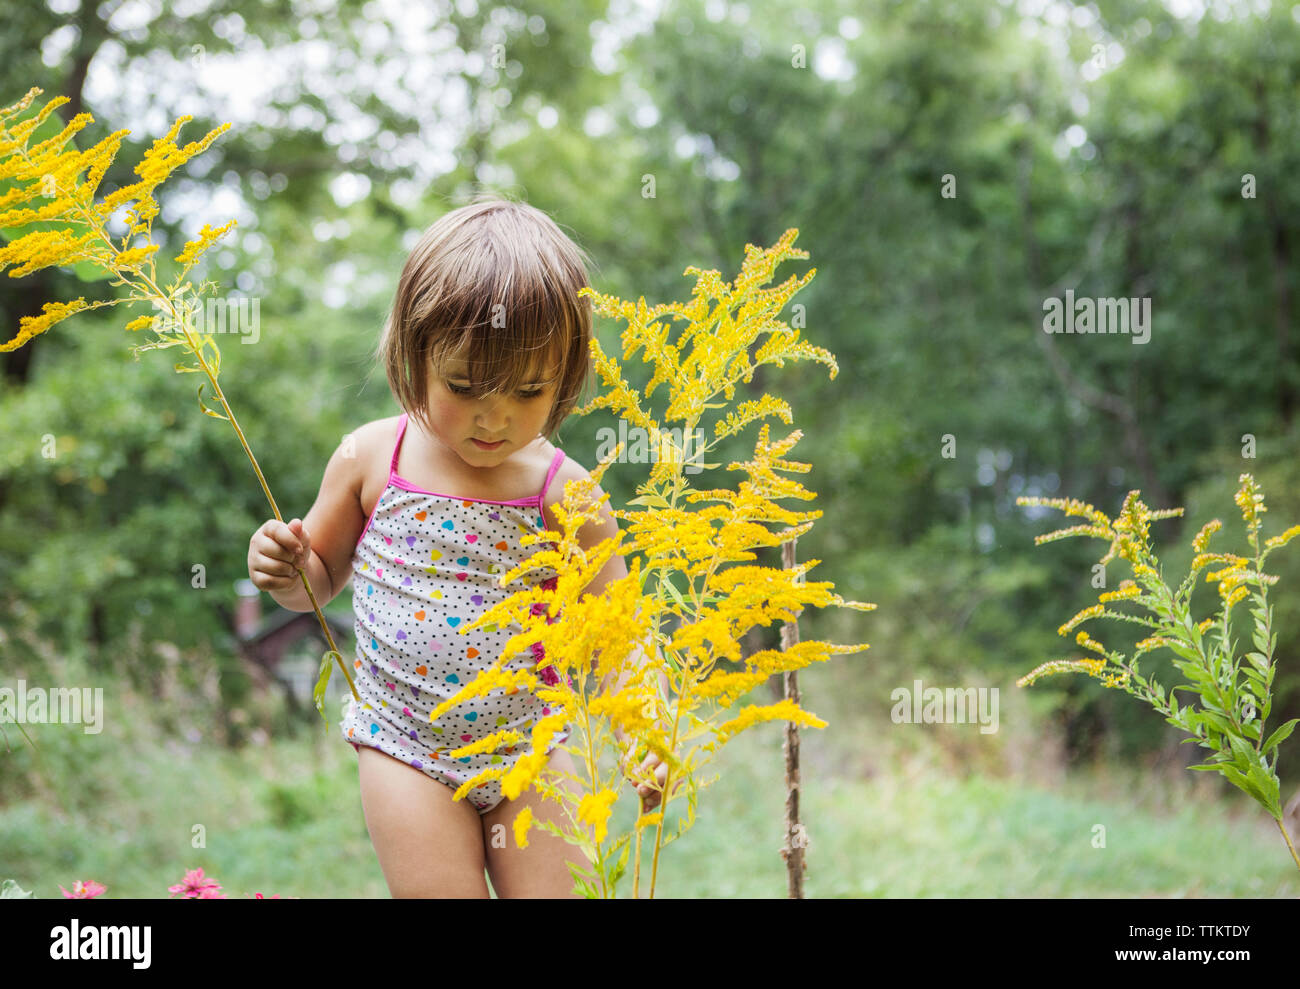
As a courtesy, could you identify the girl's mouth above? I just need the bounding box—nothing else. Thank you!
[471,438,505,450]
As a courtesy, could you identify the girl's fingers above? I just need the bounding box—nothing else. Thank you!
[257,553,298,577]
[263,519,307,561]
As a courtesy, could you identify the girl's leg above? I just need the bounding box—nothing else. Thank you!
[481,744,592,899]
[357,746,490,898]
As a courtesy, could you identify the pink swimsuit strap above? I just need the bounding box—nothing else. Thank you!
[388,412,565,508]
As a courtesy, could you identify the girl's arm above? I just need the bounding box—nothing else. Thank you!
[266,435,367,612]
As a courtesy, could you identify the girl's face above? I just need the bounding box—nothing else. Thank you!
[424,352,559,467]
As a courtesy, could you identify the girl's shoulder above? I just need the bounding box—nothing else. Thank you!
[539,451,603,531]
[349,415,402,457]
[350,416,403,523]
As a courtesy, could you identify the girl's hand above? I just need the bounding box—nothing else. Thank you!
[248,517,312,591]
[620,742,677,813]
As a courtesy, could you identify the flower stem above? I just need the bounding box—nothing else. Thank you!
[1274,816,1300,873]
[138,273,358,700]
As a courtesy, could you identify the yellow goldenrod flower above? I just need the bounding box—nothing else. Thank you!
[1196,617,1215,634]
[1265,524,1300,550]
[0,88,233,350]
[1135,635,1178,654]
[1191,519,1223,553]
[426,666,540,725]
[1100,669,1130,689]
[512,806,534,849]
[1015,496,1113,529]
[500,710,570,801]
[451,767,508,803]
[1192,552,1247,571]
[1235,473,1266,536]
[714,698,826,744]
[114,244,159,269]
[1075,630,1108,656]
[1,297,89,352]
[447,728,526,759]
[175,220,237,267]
[1098,581,1141,603]
[577,789,619,845]
[1058,603,1105,636]
[1017,657,1106,686]
[0,227,103,280]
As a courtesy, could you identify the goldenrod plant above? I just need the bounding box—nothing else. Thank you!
[425,229,875,896]
[0,87,358,714]
[1017,474,1300,872]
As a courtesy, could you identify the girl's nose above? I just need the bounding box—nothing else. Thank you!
[476,400,509,428]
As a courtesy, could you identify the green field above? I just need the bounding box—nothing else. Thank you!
[3,694,1294,899]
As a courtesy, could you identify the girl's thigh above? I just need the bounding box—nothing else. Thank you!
[356,745,489,898]
[480,743,592,899]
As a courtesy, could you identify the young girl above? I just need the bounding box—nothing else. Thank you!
[245,196,666,898]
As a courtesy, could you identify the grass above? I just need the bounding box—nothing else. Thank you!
[2,692,1296,897]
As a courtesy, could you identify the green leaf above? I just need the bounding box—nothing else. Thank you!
[565,859,600,897]
[196,382,229,421]
[564,858,597,881]
[1242,667,1267,692]
[1226,731,1256,766]
[660,576,688,612]
[129,335,185,355]
[1201,710,1234,734]
[1245,762,1280,814]
[608,835,631,888]
[0,879,34,898]
[627,493,670,509]
[314,650,338,729]
[72,258,113,282]
[1262,718,1299,757]
[1219,764,1267,806]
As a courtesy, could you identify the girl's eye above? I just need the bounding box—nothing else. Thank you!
[447,382,544,399]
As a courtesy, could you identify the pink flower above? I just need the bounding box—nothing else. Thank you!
[60,879,106,899]
[540,576,558,591]
[168,867,223,898]
[252,892,281,899]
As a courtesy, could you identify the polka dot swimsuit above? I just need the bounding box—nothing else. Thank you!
[341,412,571,813]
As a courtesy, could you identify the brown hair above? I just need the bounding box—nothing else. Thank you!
[375,193,595,441]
